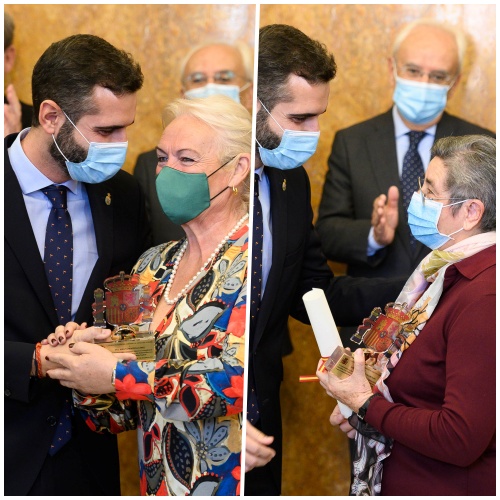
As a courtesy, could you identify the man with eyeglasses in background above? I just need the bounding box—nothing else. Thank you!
[133,40,253,245]
[316,18,495,349]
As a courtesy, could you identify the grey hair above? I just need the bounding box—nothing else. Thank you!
[431,135,496,232]
[179,40,254,84]
[392,19,466,72]
[162,94,252,208]
[4,11,15,49]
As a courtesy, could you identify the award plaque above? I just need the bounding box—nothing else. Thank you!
[93,271,155,361]
[351,302,413,355]
[323,346,381,388]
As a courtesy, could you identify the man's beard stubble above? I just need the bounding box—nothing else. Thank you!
[255,108,281,159]
[49,120,88,176]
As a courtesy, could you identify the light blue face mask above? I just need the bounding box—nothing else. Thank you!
[407,191,466,249]
[393,75,452,125]
[52,111,127,183]
[256,100,320,170]
[184,82,251,104]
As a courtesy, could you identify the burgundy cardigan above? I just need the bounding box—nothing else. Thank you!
[367,245,496,496]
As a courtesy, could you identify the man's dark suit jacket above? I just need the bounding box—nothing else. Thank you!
[4,133,152,495]
[245,166,404,495]
[133,149,185,245]
[317,110,495,279]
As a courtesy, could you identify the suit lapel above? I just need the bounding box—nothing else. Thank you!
[4,147,59,325]
[75,183,115,322]
[366,110,400,194]
[252,167,288,348]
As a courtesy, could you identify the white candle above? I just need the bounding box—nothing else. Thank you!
[302,288,353,418]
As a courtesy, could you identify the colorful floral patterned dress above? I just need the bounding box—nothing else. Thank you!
[74,225,248,496]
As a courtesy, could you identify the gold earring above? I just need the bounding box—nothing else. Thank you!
[232,186,238,195]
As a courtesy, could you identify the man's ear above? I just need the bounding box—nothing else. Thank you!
[4,45,16,74]
[38,100,65,135]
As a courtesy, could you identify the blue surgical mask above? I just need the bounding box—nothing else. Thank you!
[52,111,127,183]
[393,75,452,125]
[407,192,466,249]
[256,100,320,170]
[184,82,250,104]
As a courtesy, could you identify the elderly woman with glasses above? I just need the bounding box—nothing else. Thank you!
[39,95,251,496]
[318,135,496,496]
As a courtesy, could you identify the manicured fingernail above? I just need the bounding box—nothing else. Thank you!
[58,337,64,342]
[69,343,75,348]
[65,330,70,334]
[51,339,57,345]
[45,356,49,361]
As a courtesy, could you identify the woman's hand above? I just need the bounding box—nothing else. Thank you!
[42,322,112,346]
[316,348,373,413]
[330,404,356,439]
[44,342,136,393]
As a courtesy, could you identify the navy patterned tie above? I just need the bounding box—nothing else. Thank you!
[401,131,426,246]
[42,185,73,455]
[42,185,73,325]
[250,173,263,326]
[248,173,263,424]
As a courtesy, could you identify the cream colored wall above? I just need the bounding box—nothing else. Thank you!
[5,4,256,174]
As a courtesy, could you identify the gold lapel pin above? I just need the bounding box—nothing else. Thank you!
[105,193,112,206]
[282,179,287,191]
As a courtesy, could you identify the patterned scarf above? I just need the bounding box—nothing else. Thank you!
[349,231,496,496]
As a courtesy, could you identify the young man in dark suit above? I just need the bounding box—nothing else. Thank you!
[4,34,151,496]
[317,20,495,346]
[244,24,404,495]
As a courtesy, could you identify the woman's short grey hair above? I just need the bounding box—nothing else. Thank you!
[431,135,496,232]
[392,19,466,72]
[162,95,252,207]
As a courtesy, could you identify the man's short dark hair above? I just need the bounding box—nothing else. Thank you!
[31,34,144,126]
[4,11,15,49]
[257,24,337,111]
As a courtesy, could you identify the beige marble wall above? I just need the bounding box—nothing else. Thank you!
[5,4,256,175]
[260,4,496,217]
[5,4,255,495]
[259,4,495,496]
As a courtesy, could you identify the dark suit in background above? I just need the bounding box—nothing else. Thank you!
[245,165,404,495]
[133,149,185,245]
[4,133,152,495]
[316,110,495,347]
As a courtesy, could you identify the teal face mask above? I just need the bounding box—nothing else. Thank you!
[155,157,234,225]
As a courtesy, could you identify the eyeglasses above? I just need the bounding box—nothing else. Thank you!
[417,177,464,205]
[183,69,245,88]
[397,63,455,86]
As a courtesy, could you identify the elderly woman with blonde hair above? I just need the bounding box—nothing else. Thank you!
[40,95,251,496]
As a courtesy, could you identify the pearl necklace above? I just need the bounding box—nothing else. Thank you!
[163,213,249,305]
